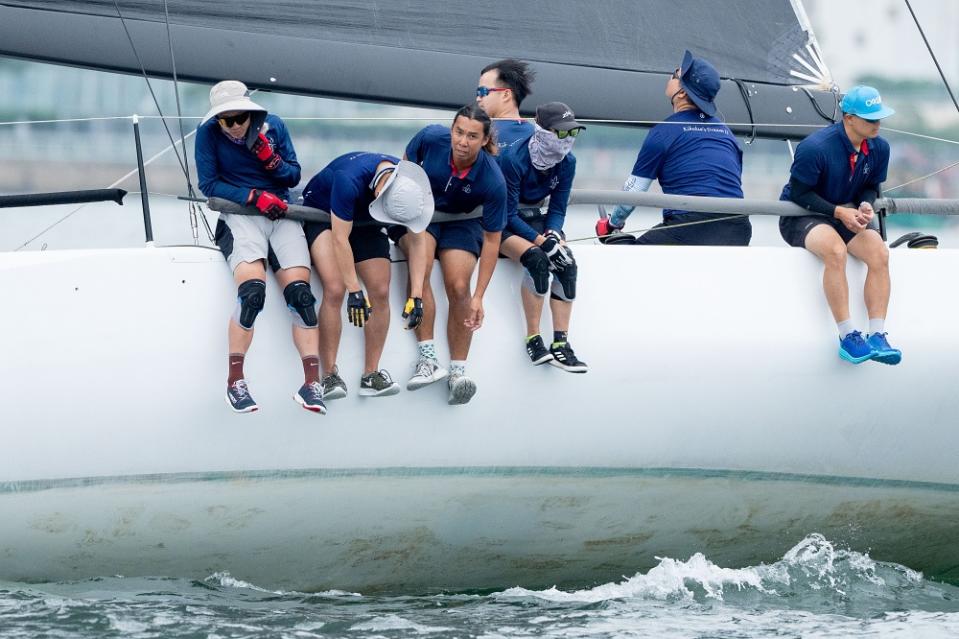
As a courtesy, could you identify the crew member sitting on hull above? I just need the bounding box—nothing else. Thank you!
[195,80,324,415]
[779,85,901,365]
[389,105,508,405]
[499,102,587,373]
[302,153,433,398]
[475,58,536,149]
[596,50,751,246]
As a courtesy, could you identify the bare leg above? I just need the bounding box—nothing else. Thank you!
[274,265,318,359]
[803,224,850,324]
[438,248,479,360]
[356,258,391,374]
[847,229,890,320]
[399,232,437,342]
[550,298,572,335]
[500,235,545,336]
[309,231,345,375]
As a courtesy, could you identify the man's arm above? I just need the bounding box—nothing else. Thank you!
[195,125,251,204]
[331,215,361,292]
[465,230,501,331]
[789,177,864,232]
[405,230,427,299]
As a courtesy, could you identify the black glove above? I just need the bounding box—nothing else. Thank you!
[402,297,424,330]
[540,230,573,270]
[347,290,372,327]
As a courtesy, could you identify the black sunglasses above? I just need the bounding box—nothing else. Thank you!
[671,68,681,80]
[218,112,250,127]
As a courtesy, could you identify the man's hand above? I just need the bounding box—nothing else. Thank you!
[835,205,866,233]
[540,230,573,270]
[251,133,281,170]
[402,297,424,330]
[857,201,875,226]
[347,290,372,327]
[464,295,484,332]
[248,189,287,220]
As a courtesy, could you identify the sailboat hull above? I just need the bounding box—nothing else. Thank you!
[1,245,957,589]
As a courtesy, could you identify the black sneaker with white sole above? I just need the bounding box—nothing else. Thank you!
[360,370,401,397]
[226,379,258,413]
[321,366,348,400]
[549,342,588,373]
[525,335,553,365]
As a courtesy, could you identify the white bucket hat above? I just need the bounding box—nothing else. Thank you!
[201,80,266,123]
[368,160,435,233]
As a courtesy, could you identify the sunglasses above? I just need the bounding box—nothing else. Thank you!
[554,128,582,139]
[671,68,681,80]
[476,86,509,98]
[218,112,250,127]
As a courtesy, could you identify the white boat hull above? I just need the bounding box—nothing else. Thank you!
[1,245,957,589]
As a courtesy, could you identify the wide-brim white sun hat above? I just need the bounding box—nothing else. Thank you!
[201,80,266,124]
[368,160,435,233]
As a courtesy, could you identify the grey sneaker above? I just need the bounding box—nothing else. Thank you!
[407,357,448,391]
[321,366,348,400]
[447,372,477,405]
[359,370,401,397]
[293,381,327,414]
[226,379,258,413]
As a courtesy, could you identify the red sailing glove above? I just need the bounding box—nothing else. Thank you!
[595,217,622,239]
[248,189,288,220]
[251,133,281,170]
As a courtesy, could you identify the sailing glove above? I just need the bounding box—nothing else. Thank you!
[402,297,424,330]
[347,290,372,327]
[248,189,287,220]
[595,216,623,240]
[540,231,573,271]
[251,133,281,170]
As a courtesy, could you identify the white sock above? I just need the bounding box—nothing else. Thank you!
[837,319,856,338]
[418,340,436,360]
[450,360,466,376]
[868,318,885,335]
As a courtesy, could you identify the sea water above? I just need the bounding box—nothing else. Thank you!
[2,534,957,638]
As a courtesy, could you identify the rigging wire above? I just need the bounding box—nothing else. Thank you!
[904,0,959,116]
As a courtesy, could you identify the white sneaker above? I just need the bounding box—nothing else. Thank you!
[407,357,448,391]
[447,372,477,405]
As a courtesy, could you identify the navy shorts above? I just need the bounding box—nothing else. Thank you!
[779,215,867,248]
[634,212,751,246]
[389,219,485,257]
[304,221,391,263]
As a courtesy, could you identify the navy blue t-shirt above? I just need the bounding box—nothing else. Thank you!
[195,113,301,204]
[302,152,399,223]
[498,132,576,242]
[631,110,743,218]
[405,124,507,232]
[493,119,534,150]
[779,121,890,206]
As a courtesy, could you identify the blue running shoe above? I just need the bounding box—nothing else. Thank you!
[838,331,874,364]
[294,381,327,414]
[867,332,902,365]
[226,379,258,413]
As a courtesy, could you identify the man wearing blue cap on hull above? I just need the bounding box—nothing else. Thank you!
[596,50,750,246]
[778,85,900,365]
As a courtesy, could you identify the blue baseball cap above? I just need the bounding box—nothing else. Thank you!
[679,50,721,116]
[840,85,895,120]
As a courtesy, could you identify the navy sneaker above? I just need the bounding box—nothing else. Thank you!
[549,342,588,373]
[866,332,902,365]
[294,381,327,414]
[525,335,553,365]
[226,379,258,413]
[838,330,874,364]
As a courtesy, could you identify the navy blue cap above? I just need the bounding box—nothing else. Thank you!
[679,50,721,116]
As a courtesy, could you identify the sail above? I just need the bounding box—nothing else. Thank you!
[0,0,837,139]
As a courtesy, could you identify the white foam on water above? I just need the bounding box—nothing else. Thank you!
[106,614,150,633]
[350,613,452,634]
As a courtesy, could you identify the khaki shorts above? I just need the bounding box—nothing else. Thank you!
[214,213,310,273]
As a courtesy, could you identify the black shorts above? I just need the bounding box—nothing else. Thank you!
[389,219,485,258]
[304,221,391,263]
[633,213,751,246]
[779,215,863,248]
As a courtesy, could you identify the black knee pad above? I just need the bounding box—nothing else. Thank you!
[283,280,318,328]
[551,258,577,301]
[235,279,266,330]
[520,246,551,296]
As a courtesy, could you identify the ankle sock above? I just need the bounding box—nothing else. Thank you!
[868,318,885,335]
[552,330,568,347]
[228,353,245,385]
[418,340,437,360]
[450,360,466,376]
[837,319,856,338]
[526,333,541,343]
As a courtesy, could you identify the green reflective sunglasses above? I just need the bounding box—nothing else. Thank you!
[554,128,582,140]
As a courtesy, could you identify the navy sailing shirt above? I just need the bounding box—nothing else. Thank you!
[195,114,301,204]
[493,119,534,149]
[779,121,889,206]
[631,110,743,218]
[302,152,399,223]
[498,132,576,242]
[405,124,507,232]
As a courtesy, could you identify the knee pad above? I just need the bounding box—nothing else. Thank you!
[519,246,550,296]
[234,279,266,330]
[551,258,577,301]
[283,281,318,328]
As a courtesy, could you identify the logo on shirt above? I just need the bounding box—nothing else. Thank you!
[462,184,471,194]
[550,176,560,190]
[863,164,871,175]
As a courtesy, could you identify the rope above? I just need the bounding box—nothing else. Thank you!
[565,214,750,245]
